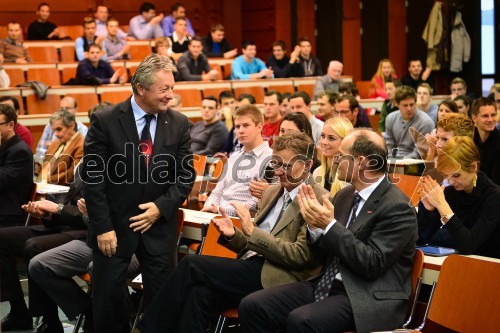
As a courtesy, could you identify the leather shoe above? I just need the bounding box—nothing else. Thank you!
[1,312,33,331]
[32,320,63,333]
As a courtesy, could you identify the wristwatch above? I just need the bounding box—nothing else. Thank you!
[440,213,454,225]
[56,203,64,215]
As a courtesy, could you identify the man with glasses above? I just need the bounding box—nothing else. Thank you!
[239,129,418,333]
[35,96,88,157]
[335,95,372,128]
[136,131,326,332]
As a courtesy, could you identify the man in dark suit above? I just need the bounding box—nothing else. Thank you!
[0,164,87,332]
[136,132,326,332]
[0,103,33,227]
[239,130,418,333]
[82,53,195,333]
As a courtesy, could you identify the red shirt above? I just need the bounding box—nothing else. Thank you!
[262,118,281,147]
[15,123,34,150]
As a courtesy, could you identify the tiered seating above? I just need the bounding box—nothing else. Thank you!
[58,25,84,41]
[27,67,61,86]
[26,46,59,63]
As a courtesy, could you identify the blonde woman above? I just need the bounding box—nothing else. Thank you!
[369,59,398,99]
[418,136,500,258]
[313,117,353,195]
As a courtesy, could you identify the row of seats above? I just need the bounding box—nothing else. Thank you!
[0,25,131,41]
[2,77,318,114]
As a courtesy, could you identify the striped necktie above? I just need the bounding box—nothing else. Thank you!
[314,193,362,302]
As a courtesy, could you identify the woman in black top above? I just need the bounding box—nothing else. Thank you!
[418,136,500,258]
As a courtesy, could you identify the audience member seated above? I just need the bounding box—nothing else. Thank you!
[94,5,128,39]
[313,60,343,99]
[169,17,191,59]
[0,164,87,333]
[316,90,337,121]
[0,96,33,149]
[472,97,500,185]
[161,2,195,37]
[218,90,236,130]
[262,90,283,146]
[453,94,473,117]
[138,132,325,332]
[0,22,32,63]
[294,36,323,77]
[338,82,371,125]
[418,136,500,259]
[369,58,398,99]
[35,96,88,157]
[36,109,84,186]
[425,113,474,162]
[75,17,101,61]
[313,117,352,194]
[239,130,418,333]
[177,36,219,81]
[27,2,59,40]
[290,91,323,143]
[202,24,237,58]
[231,40,273,80]
[266,40,300,78]
[335,95,371,128]
[249,112,314,200]
[201,105,272,216]
[435,100,458,132]
[401,58,432,90]
[0,55,10,88]
[280,92,292,116]
[378,78,402,132]
[416,82,438,125]
[76,43,127,85]
[0,104,33,227]
[385,86,434,159]
[128,2,164,40]
[191,96,228,155]
[102,18,130,60]
[449,77,470,100]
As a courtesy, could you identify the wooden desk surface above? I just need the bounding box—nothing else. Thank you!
[422,254,500,285]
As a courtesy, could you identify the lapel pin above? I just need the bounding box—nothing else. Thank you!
[367,210,373,214]
[165,121,168,124]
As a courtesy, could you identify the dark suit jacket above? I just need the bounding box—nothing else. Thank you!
[219,178,326,288]
[319,177,417,333]
[0,135,34,221]
[83,98,195,256]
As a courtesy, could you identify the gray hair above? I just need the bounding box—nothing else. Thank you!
[131,53,177,95]
[50,109,76,130]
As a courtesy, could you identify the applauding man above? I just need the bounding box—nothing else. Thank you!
[136,132,326,332]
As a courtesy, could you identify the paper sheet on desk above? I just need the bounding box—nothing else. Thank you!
[36,183,71,194]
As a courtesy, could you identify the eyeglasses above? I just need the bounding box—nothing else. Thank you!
[334,109,352,116]
[269,159,306,172]
[0,121,10,126]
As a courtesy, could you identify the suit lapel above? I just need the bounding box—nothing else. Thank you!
[271,199,299,236]
[349,177,390,234]
[255,185,283,226]
[118,102,140,146]
[336,186,355,227]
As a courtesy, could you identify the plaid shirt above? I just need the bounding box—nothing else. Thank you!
[102,35,129,61]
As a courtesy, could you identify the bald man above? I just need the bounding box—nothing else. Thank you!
[239,129,418,333]
[35,96,88,157]
[313,60,343,100]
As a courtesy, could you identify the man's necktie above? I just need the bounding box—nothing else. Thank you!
[139,114,154,168]
[275,192,292,224]
[314,193,362,302]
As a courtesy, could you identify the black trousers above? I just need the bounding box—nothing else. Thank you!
[140,255,264,333]
[0,226,73,303]
[91,238,175,333]
[239,280,355,333]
